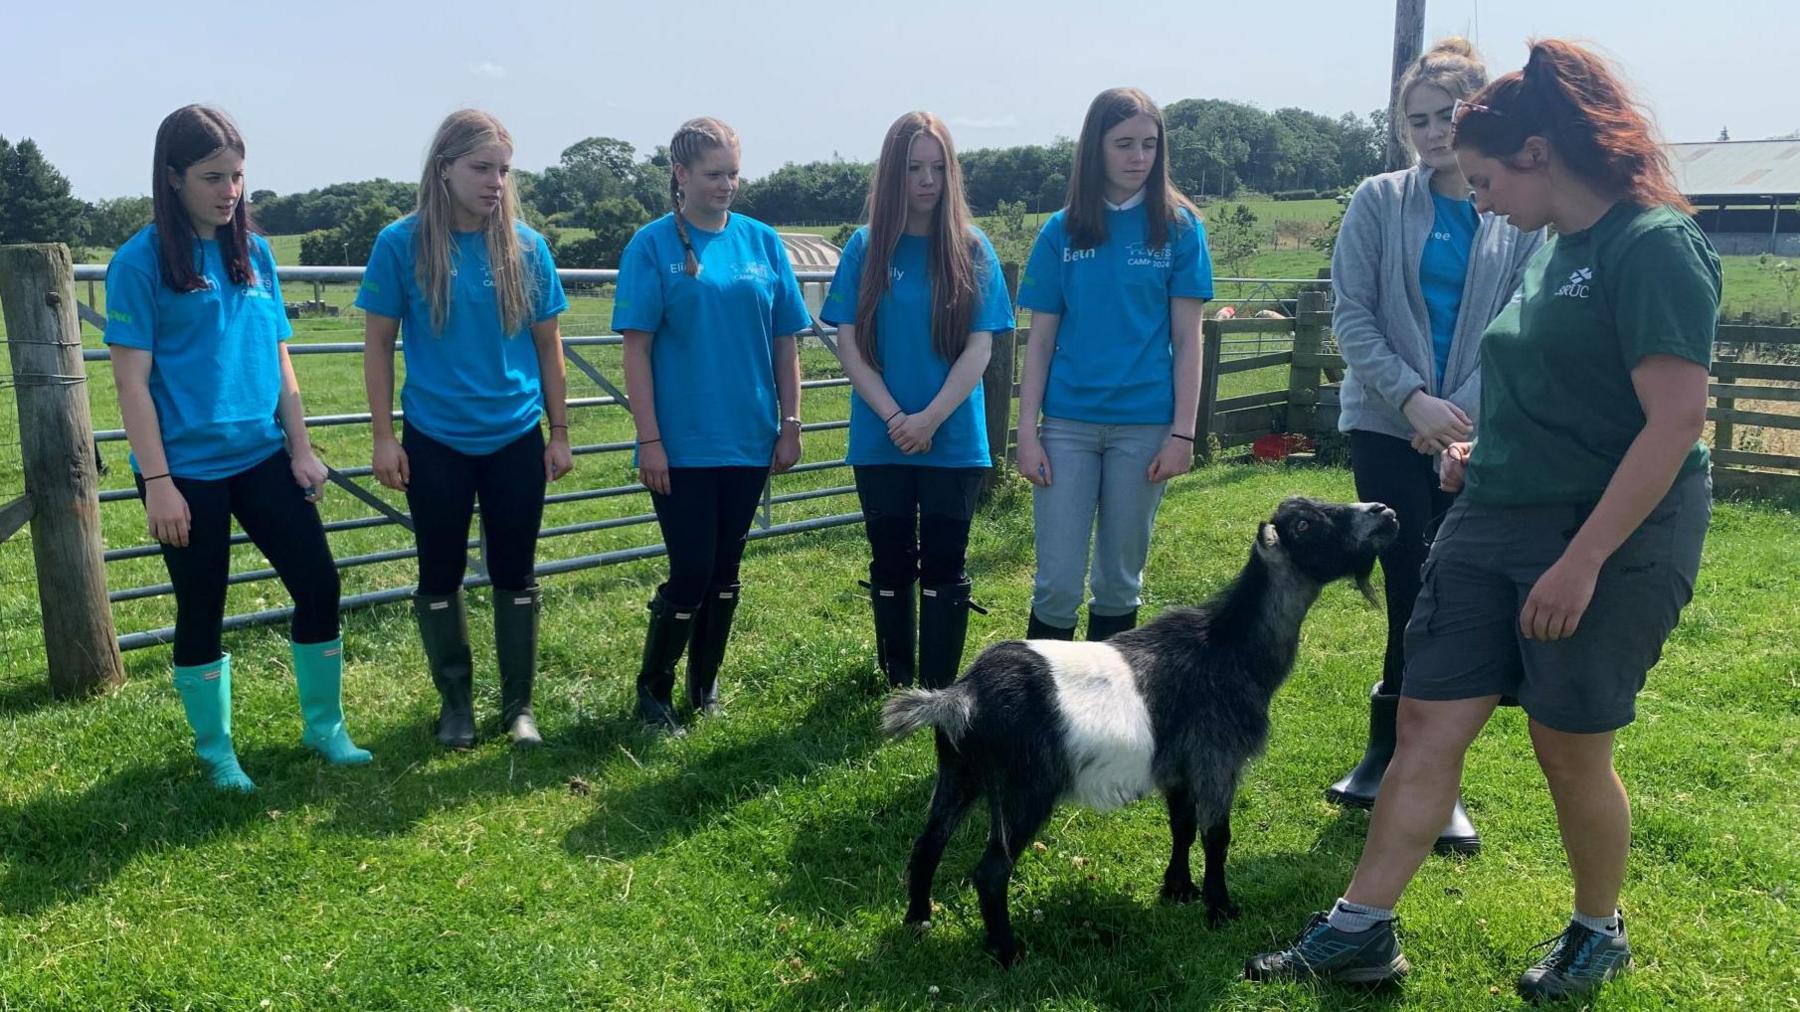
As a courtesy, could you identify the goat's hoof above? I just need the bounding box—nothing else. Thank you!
[989,943,1023,969]
[1161,877,1201,904]
[1205,899,1242,926]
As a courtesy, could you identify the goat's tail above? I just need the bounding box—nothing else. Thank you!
[881,685,975,743]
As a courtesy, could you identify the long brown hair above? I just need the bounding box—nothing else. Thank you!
[1453,39,1691,213]
[854,112,982,370]
[1065,88,1199,250]
[412,110,535,337]
[150,105,256,292]
[668,117,740,276]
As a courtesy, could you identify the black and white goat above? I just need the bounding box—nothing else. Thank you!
[882,497,1398,965]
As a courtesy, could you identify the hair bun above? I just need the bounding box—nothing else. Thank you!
[1428,36,1477,58]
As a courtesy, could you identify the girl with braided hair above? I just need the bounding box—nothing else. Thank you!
[613,117,812,733]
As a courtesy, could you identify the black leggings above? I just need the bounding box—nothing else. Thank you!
[649,466,769,609]
[139,449,340,666]
[1349,429,1455,693]
[853,465,985,587]
[404,425,547,595]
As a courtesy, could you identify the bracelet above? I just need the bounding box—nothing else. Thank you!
[549,423,569,431]
[1170,432,1196,443]
[141,472,172,483]
[884,408,904,423]
[638,437,662,446]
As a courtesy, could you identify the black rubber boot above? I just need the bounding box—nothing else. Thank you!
[1086,607,1139,642]
[414,590,476,750]
[636,593,694,735]
[1326,682,1482,855]
[863,579,917,688]
[1026,609,1076,641]
[919,579,985,690]
[1325,682,1395,808]
[686,582,740,717]
[494,585,543,747]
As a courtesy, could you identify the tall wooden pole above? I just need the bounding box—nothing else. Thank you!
[1385,0,1428,171]
[0,243,124,697]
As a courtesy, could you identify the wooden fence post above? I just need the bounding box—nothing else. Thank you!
[1287,289,1328,436]
[0,244,124,697]
[1194,320,1223,463]
[981,263,1021,491]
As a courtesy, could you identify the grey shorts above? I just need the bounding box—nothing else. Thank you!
[1401,470,1711,734]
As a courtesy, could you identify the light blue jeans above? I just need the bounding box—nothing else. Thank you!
[1030,416,1171,627]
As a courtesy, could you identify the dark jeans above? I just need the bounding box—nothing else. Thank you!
[649,466,770,609]
[853,465,986,587]
[137,449,340,666]
[1349,429,1455,693]
[403,425,547,595]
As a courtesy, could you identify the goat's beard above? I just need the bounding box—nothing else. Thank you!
[1353,555,1381,608]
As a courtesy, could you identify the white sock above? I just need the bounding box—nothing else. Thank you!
[1572,909,1623,937]
[1327,897,1395,933]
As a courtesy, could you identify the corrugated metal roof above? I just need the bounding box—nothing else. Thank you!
[1668,140,1800,200]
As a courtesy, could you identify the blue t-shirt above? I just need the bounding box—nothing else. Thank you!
[1016,203,1213,424]
[103,225,290,481]
[611,213,813,468]
[821,227,1016,468]
[1419,191,1478,391]
[355,217,567,456]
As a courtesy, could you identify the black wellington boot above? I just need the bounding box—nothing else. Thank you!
[494,585,543,747]
[919,579,985,690]
[1086,607,1139,642]
[1026,609,1076,641]
[863,579,917,688]
[685,582,741,717]
[636,593,694,735]
[1326,682,1482,854]
[414,590,476,750]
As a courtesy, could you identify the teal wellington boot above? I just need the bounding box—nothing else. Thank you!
[172,656,257,792]
[291,638,373,765]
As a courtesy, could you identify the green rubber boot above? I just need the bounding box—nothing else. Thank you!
[172,656,257,792]
[291,637,372,765]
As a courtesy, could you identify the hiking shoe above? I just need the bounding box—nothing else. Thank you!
[1516,917,1631,1003]
[1244,911,1410,984]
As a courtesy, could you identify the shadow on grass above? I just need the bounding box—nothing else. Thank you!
[562,667,891,862]
[772,776,1394,1010]
[0,671,58,717]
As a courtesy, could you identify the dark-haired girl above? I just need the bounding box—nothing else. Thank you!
[1250,41,1718,1001]
[822,112,1014,690]
[107,105,369,791]
[614,117,812,732]
[360,109,570,750]
[1014,88,1213,642]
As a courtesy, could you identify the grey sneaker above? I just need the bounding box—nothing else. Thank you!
[1244,911,1410,984]
[1517,917,1632,1003]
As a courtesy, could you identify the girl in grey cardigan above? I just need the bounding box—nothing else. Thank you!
[1324,39,1543,853]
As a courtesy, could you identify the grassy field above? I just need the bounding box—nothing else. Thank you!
[1,461,1796,1009]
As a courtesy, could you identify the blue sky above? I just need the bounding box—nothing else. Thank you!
[7,0,1795,199]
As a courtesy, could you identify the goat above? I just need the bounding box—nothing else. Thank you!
[882,497,1398,965]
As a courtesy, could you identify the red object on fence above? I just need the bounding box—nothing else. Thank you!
[1251,433,1316,461]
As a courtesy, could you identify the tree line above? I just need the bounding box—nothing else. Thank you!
[4,98,1388,267]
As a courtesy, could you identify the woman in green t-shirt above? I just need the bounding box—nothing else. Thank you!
[1248,40,1717,1003]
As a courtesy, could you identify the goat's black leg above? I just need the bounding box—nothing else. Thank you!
[905,736,980,926]
[1200,818,1241,925]
[1160,784,1200,903]
[974,790,1055,967]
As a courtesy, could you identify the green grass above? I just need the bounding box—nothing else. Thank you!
[1,462,1796,1009]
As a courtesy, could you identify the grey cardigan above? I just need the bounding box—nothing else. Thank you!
[1331,163,1544,440]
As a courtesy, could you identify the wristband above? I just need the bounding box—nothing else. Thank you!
[1170,432,1195,443]
[638,437,662,446]
[549,424,569,431]
[141,472,172,483]
[884,408,903,424]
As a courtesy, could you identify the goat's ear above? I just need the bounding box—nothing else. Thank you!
[1256,522,1281,553]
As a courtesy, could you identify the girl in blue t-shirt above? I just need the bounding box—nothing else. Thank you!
[106,105,369,792]
[1014,88,1214,641]
[613,117,812,732]
[358,110,572,750]
[1324,39,1543,854]
[821,112,1016,690]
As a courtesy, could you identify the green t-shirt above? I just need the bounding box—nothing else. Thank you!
[1464,202,1720,506]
